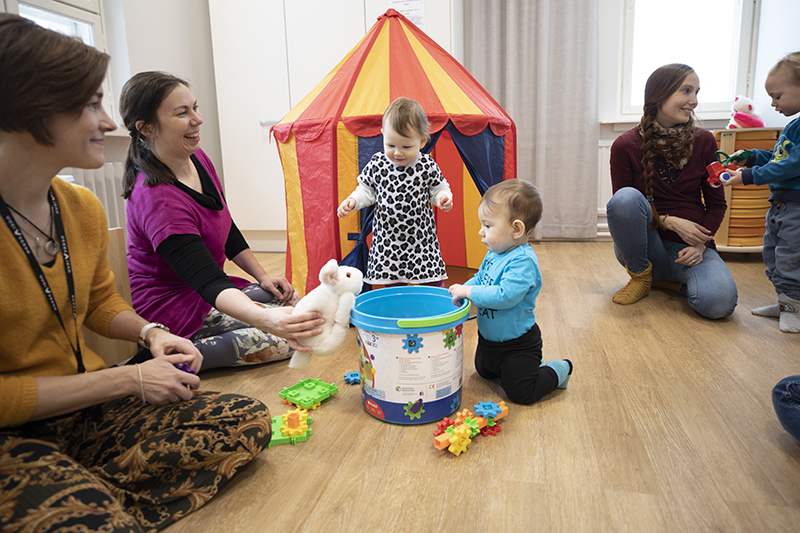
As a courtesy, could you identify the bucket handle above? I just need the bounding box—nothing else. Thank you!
[396,302,471,329]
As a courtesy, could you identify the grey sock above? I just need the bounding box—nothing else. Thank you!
[752,304,780,318]
[779,294,800,333]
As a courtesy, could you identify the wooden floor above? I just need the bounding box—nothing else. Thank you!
[166,242,800,533]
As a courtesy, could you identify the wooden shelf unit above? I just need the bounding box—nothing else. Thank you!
[712,127,782,253]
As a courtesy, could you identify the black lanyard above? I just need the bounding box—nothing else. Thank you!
[0,189,85,373]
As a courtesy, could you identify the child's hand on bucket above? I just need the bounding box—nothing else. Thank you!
[448,284,471,306]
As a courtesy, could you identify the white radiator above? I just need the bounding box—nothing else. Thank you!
[58,162,127,234]
[597,140,613,240]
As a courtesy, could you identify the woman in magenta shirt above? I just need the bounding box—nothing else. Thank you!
[122,71,323,369]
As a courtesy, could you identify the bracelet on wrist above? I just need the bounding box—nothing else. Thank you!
[138,322,170,348]
[137,364,147,404]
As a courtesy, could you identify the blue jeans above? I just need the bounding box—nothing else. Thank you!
[606,187,738,319]
[763,200,800,300]
[773,376,800,442]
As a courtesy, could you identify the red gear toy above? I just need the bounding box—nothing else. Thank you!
[706,150,750,188]
[706,160,737,188]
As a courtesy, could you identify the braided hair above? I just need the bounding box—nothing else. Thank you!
[120,71,190,199]
[639,64,696,229]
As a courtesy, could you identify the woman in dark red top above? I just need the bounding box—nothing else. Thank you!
[607,63,737,319]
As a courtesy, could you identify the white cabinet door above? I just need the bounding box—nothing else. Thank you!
[209,0,369,251]
[209,0,292,251]
[283,0,366,106]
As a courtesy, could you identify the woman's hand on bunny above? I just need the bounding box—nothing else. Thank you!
[256,306,324,343]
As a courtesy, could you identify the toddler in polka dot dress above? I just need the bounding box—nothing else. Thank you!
[338,97,453,286]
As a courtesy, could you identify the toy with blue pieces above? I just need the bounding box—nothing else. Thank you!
[433,400,509,456]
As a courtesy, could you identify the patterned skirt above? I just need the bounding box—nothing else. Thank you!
[0,391,270,532]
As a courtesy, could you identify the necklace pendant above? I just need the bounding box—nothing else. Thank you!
[45,238,60,256]
[33,236,42,256]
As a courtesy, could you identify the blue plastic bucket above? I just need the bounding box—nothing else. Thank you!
[350,286,470,424]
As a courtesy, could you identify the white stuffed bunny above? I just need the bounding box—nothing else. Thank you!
[288,259,363,369]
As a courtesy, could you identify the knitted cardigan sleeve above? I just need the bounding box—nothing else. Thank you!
[0,180,132,428]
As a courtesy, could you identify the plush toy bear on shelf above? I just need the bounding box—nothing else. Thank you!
[288,259,363,369]
[726,95,765,129]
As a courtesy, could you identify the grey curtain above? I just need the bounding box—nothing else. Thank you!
[464,0,600,239]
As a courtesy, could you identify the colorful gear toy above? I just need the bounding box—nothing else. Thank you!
[280,408,310,438]
[442,329,457,349]
[480,424,502,437]
[404,399,425,420]
[448,424,472,456]
[450,394,461,412]
[403,333,423,353]
[462,416,480,437]
[474,401,501,419]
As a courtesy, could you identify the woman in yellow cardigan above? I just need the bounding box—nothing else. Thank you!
[0,14,271,531]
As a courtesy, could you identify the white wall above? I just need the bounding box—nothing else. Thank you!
[597,0,624,127]
[751,0,800,128]
[116,0,223,183]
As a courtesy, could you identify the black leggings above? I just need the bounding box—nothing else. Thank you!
[474,324,558,405]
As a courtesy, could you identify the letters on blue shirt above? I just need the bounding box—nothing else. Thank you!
[464,244,541,343]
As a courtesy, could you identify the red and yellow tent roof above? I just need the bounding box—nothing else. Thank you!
[272,9,516,295]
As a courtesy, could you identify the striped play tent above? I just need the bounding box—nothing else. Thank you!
[272,9,516,295]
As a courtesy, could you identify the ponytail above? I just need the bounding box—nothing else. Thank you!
[121,128,176,199]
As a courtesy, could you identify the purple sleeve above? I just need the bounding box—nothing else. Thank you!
[132,181,202,250]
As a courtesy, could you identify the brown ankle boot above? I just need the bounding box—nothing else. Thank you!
[613,263,652,305]
[652,279,683,293]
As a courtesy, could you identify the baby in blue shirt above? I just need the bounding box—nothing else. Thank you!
[449,180,572,404]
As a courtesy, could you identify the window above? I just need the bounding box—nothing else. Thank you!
[614,0,759,121]
[7,0,115,120]
[18,3,95,45]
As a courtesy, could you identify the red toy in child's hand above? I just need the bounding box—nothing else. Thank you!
[706,160,737,188]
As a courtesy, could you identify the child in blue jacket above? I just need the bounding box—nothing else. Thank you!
[726,51,800,333]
